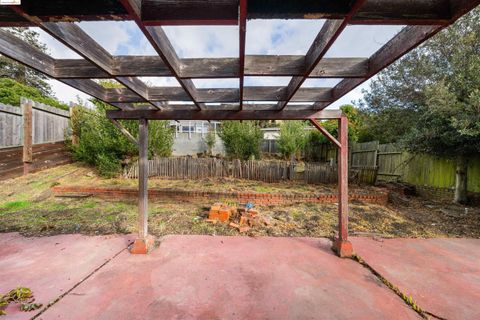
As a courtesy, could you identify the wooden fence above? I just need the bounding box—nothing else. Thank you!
[124,157,377,185]
[0,98,71,180]
[350,141,480,193]
[304,163,377,185]
[124,158,295,183]
[0,98,70,148]
[0,141,72,180]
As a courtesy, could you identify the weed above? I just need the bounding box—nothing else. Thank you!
[1,201,31,211]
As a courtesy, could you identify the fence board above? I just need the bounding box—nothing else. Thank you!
[125,157,294,183]
[0,99,69,149]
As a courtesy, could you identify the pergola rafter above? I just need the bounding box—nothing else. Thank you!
[0,0,478,256]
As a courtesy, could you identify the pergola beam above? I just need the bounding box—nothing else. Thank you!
[0,0,469,26]
[120,0,204,111]
[104,87,333,104]
[106,109,342,121]
[278,0,366,110]
[53,56,369,79]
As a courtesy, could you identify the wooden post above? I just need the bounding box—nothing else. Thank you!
[21,98,33,175]
[130,118,155,254]
[332,116,353,257]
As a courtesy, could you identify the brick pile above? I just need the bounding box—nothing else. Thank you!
[207,203,271,233]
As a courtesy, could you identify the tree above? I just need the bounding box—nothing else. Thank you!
[360,8,480,203]
[204,128,216,156]
[0,78,68,110]
[277,121,307,160]
[218,121,263,160]
[0,28,52,96]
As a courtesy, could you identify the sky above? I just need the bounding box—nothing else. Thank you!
[33,20,404,109]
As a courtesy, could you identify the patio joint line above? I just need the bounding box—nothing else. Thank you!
[31,241,133,319]
[351,253,446,320]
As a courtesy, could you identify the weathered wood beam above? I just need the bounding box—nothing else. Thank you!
[146,26,204,109]
[352,0,451,25]
[9,7,159,110]
[140,0,238,25]
[110,119,139,146]
[104,87,333,103]
[106,108,342,120]
[53,56,369,78]
[59,79,107,101]
[278,0,366,110]
[120,0,203,110]
[310,119,341,148]
[1,0,479,26]
[0,28,55,77]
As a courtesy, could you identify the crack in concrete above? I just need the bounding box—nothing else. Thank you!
[351,254,448,320]
[31,241,132,320]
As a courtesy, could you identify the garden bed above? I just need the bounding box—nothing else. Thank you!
[0,163,479,239]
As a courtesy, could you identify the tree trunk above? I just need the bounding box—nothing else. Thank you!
[454,155,468,204]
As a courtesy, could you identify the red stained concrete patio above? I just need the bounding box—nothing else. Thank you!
[1,233,479,319]
[352,237,480,320]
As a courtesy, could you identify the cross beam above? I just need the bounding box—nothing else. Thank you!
[106,109,342,121]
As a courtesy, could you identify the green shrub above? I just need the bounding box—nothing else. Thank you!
[95,154,121,178]
[219,121,262,160]
[277,121,307,160]
[70,99,174,177]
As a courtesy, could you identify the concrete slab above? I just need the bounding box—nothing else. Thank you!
[0,233,132,319]
[352,237,480,320]
[39,235,419,320]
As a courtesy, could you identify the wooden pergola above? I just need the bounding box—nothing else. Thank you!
[0,0,477,257]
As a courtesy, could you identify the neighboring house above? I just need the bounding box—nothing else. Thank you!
[169,120,224,156]
[261,127,281,140]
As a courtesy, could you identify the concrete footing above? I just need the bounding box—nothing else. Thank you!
[332,238,354,258]
[130,235,155,254]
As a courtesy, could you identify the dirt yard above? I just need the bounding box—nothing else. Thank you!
[0,163,479,239]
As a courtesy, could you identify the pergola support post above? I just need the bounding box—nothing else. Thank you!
[331,116,353,257]
[130,118,155,254]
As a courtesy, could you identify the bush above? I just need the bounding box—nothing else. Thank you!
[219,121,263,160]
[204,128,216,156]
[95,154,121,178]
[277,121,307,160]
[70,100,174,177]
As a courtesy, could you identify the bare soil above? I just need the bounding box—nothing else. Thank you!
[0,163,479,239]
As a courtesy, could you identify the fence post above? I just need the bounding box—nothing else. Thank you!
[21,98,33,175]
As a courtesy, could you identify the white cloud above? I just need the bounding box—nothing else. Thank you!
[246,20,323,55]
[163,25,238,58]
[325,25,404,58]
[77,21,130,55]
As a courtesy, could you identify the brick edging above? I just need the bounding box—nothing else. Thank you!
[52,185,389,206]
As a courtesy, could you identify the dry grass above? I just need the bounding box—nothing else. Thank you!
[0,163,479,239]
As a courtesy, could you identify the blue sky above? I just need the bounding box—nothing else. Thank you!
[33,20,403,108]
